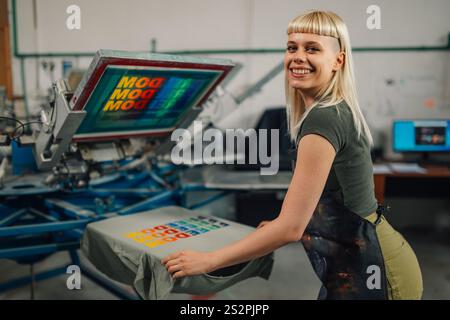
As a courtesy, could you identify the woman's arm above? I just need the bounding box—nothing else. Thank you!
[162,134,336,278]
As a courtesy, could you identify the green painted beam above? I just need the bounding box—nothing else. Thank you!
[161,44,450,55]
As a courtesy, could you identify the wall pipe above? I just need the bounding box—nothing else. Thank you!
[11,0,450,59]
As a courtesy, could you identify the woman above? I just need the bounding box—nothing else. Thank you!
[162,10,423,300]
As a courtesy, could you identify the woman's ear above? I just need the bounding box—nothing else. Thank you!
[333,51,345,71]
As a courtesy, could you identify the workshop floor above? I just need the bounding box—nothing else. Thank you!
[1,227,450,300]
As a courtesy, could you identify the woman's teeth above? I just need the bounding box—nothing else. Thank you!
[291,69,312,75]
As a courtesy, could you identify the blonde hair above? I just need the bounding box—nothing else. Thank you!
[285,10,373,145]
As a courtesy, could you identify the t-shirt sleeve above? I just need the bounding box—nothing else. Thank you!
[297,106,346,153]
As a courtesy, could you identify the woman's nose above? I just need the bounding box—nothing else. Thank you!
[293,53,306,64]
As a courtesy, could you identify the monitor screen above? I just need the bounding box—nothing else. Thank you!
[393,120,450,152]
[70,50,234,142]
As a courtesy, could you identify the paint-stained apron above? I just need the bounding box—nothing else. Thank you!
[301,191,389,299]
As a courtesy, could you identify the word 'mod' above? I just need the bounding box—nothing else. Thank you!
[103,76,165,112]
[125,216,229,249]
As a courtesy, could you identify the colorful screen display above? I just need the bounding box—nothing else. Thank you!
[73,65,222,141]
[393,120,450,152]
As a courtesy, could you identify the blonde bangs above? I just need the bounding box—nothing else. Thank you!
[287,11,340,39]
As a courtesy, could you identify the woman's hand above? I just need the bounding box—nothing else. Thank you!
[161,250,216,279]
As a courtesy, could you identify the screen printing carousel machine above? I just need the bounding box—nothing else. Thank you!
[0,50,274,299]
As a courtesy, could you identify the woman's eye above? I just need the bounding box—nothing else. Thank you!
[286,46,296,52]
[306,47,319,52]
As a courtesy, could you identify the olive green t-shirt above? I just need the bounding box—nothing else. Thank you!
[297,101,378,217]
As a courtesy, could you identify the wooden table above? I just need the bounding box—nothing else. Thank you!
[374,164,450,203]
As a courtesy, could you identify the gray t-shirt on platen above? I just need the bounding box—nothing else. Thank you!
[81,206,274,300]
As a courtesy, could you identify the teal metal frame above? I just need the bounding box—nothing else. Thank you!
[0,159,232,299]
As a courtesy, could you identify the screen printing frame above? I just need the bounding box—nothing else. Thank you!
[70,50,234,142]
[392,119,450,153]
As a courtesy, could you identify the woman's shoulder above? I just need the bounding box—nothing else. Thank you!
[311,100,350,114]
[299,101,352,152]
[306,100,352,126]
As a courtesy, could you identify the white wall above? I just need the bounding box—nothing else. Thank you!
[9,0,450,156]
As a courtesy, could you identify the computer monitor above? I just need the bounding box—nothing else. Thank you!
[70,50,234,142]
[393,119,450,153]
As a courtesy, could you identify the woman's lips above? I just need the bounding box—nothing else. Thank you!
[289,68,313,78]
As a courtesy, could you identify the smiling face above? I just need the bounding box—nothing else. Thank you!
[285,32,344,100]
